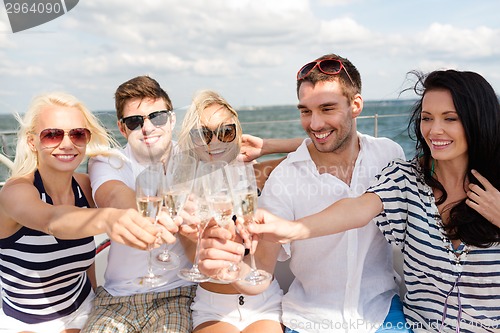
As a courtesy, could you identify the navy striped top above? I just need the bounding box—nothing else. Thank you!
[368,159,500,333]
[0,170,95,324]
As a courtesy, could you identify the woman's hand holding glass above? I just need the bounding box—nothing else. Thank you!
[200,161,242,282]
[197,222,246,278]
[227,162,272,285]
[177,171,212,282]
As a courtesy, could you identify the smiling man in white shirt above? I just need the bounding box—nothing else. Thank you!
[199,54,411,333]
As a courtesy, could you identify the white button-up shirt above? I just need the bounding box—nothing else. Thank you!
[259,134,405,333]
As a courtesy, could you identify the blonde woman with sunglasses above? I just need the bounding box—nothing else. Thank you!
[0,92,171,333]
[177,90,284,333]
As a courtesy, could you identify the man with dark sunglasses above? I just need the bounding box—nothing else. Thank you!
[200,54,411,332]
[83,76,196,333]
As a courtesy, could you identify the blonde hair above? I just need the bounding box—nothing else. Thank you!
[178,90,242,159]
[11,92,119,178]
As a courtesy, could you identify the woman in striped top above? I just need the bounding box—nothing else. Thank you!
[249,70,500,332]
[0,92,174,333]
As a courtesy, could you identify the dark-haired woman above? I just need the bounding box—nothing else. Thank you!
[250,69,500,333]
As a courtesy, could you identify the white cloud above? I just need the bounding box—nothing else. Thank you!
[1,0,500,113]
[317,0,359,6]
[0,13,14,46]
[416,59,460,72]
[417,23,500,59]
[0,58,45,77]
[318,17,374,44]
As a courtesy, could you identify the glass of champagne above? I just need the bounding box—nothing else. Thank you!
[135,164,168,287]
[200,161,241,282]
[177,168,211,282]
[227,162,272,285]
[155,153,197,270]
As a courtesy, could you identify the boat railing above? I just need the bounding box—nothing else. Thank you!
[239,113,408,138]
[0,113,409,187]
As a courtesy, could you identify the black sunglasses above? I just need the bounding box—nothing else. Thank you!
[120,110,172,131]
[297,58,355,86]
[37,128,91,148]
[190,124,237,146]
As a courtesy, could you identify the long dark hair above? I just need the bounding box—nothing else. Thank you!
[407,69,500,247]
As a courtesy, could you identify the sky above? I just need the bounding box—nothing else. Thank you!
[1,0,500,115]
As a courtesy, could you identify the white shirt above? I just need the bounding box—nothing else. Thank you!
[88,144,194,296]
[259,134,405,333]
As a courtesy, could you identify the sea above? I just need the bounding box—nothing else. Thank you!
[0,100,417,182]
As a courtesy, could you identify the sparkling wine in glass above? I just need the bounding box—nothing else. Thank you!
[155,153,197,270]
[200,161,241,282]
[227,162,272,285]
[177,170,211,282]
[135,164,168,288]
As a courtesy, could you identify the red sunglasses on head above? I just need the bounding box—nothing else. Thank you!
[37,128,91,148]
[297,58,355,86]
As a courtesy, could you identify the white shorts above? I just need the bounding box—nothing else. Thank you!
[192,279,283,331]
[0,291,94,333]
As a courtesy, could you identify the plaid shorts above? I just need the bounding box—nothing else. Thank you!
[81,285,196,333]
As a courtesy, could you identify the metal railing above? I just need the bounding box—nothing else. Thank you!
[239,113,408,138]
[0,113,409,187]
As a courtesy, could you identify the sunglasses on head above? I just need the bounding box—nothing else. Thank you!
[297,58,355,85]
[190,123,237,146]
[38,128,91,148]
[120,110,172,131]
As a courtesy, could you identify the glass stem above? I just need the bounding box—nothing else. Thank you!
[161,212,175,256]
[147,215,158,277]
[147,244,155,277]
[160,244,170,260]
[249,251,258,272]
[246,221,258,272]
[192,221,208,270]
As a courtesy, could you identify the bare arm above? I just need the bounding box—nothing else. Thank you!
[93,179,179,243]
[87,263,97,291]
[262,137,303,155]
[240,135,303,162]
[0,178,159,249]
[249,193,383,243]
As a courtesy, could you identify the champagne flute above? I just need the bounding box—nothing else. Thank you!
[227,162,272,285]
[135,164,168,287]
[200,161,241,282]
[177,168,211,282]
[155,153,197,270]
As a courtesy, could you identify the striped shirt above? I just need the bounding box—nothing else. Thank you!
[0,170,95,324]
[367,159,500,333]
